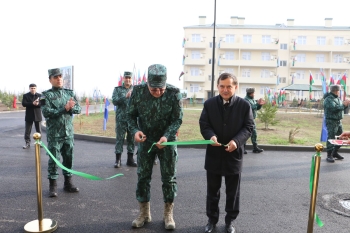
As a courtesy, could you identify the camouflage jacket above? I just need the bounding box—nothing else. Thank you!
[112,85,133,121]
[323,92,346,120]
[41,87,81,139]
[127,83,183,141]
[244,95,261,119]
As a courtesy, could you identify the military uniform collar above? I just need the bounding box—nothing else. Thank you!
[52,87,63,91]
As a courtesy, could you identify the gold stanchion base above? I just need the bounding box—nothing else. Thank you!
[24,219,58,233]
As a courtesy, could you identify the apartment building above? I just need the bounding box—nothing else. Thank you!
[182,16,350,100]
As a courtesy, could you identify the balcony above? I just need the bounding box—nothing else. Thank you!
[291,61,350,69]
[238,77,278,85]
[184,58,207,66]
[184,42,207,49]
[290,44,350,52]
[219,42,279,51]
[219,59,277,67]
[184,75,206,82]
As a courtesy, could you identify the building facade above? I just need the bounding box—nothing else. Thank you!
[182,16,350,100]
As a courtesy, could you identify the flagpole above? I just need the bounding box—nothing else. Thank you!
[210,0,217,98]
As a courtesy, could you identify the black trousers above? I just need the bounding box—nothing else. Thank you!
[24,121,41,143]
[206,171,241,224]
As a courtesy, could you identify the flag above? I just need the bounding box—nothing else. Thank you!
[276,75,280,86]
[179,71,184,81]
[320,116,328,142]
[118,74,123,87]
[12,96,17,109]
[291,73,295,84]
[142,71,147,84]
[293,40,296,50]
[85,97,89,116]
[292,57,296,66]
[329,75,335,88]
[340,73,347,100]
[320,68,327,94]
[137,70,141,84]
[103,98,110,131]
[277,57,280,67]
[309,71,314,99]
[182,38,186,47]
[182,55,186,65]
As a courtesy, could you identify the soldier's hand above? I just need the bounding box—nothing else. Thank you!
[135,131,146,143]
[225,140,237,152]
[156,136,167,149]
[210,136,221,147]
[258,98,266,105]
[344,100,350,106]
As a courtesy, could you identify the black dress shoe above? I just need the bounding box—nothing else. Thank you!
[205,221,216,233]
[23,143,30,149]
[225,223,236,233]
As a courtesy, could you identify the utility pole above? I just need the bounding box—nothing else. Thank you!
[210,0,217,98]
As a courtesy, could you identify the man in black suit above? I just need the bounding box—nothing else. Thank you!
[22,83,42,149]
[199,73,254,233]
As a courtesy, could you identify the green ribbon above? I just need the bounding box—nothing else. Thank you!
[147,140,214,153]
[35,140,123,180]
[309,152,324,227]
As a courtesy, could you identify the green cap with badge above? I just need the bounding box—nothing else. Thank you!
[48,68,62,78]
[124,71,132,77]
[148,64,167,88]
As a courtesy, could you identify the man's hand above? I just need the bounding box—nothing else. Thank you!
[33,98,39,106]
[339,132,350,140]
[257,98,266,105]
[65,98,76,111]
[155,136,167,149]
[134,131,146,143]
[225,140,237,152]
[210,136,221,147]
[344,99,350,106]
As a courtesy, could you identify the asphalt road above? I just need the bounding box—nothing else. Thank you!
[1,111,350,233]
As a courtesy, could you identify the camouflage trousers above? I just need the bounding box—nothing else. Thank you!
[114,119,135,154]
[136,140,178,203]
[47,137,74,179]
[326,119,343,152]
[250,120,257,144]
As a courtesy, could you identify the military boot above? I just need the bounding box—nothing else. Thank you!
[49,179,57,197]
[164,202,175,230]
[114,153,121,168]
[23,142,30,149]
[243,144,247,154]
[332,149,344,160]
[126,153,137,167]
[252,143,264,153]
[63,176,79,192]
[326,150,335,163]
[132,202,152,228]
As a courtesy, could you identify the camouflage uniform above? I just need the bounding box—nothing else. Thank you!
[324,92,346,153]
[112,84,135,155]
[244,95,261,144]
[127,83,183,203]
[41,87,81,179]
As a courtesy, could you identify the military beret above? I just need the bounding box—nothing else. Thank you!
[124,71,132,77]
[148,64,167,88]
[246,87,255,94]
[330,84,340,92]
[48,68,62,78]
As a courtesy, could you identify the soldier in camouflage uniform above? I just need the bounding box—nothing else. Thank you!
[112,71,137,168]
[127,64,183,230]
[323,84,350,162]
[244,88,265,153]
[41,68,81,198]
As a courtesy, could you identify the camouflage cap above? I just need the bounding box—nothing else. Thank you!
[48,68,62,78]
[246,87,255,94]
[124,71,132,77]
[330,84,340,92]
[148,64,167,88]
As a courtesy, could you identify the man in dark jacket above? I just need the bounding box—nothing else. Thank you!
[200,73,254,233]
[22,83,42,149]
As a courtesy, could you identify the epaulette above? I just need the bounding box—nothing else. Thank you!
[166,84,180,94]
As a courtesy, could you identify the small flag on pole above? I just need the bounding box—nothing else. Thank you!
[103,98,110,131]
[309,71,314,99]
[179,71,184,81]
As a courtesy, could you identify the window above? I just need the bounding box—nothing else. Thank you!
[209,42,217,48]
[190,84,199,93]
[280,44,287,50]
[226,34,235,43]
[315,73,323,80]
[261,69,270,78]
[262,35,271,44]
[296,54,306,62]
[242,69,251,77]
[192,34,201,42]
[225,68,234,74]
[242,52,251,60]
[333,54,343,63]
[317,36,326,45]
[191,51,200,59]
[332,72,342,79]
[240,85,249,94]
[260,86,270,95]
[278,77,286,83]
[297,36,307,45]
[243,35,252,43]
[295,71,305,80]
[225,52,234,60]
[190,68,200,76]
[279,60,287,66]
[334,37,344,45]
[316,54,325,62]
[261,52,270,61]
[209,59,211,64]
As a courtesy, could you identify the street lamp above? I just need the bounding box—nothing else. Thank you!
[210,0,217,98]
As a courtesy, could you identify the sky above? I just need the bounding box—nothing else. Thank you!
[1,0,349,98]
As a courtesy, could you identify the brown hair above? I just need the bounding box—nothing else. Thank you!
[217,73,237,85]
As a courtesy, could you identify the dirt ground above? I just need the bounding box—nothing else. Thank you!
[0,103,25,112]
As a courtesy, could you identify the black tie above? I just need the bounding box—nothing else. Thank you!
[224,102,229,109]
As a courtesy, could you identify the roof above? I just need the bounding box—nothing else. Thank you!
[280,84,323,91]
